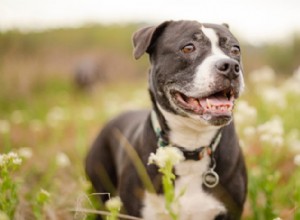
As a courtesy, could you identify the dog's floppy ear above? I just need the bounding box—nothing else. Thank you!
[132,21,171,59]
[222,23,230,29]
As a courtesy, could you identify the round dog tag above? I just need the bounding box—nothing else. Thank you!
[203,170,219,188]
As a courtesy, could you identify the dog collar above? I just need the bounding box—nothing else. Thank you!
[151,110,222,156]
[151,110,222,188]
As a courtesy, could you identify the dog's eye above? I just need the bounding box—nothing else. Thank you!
[181,44,196,54]
[230,46,240,56]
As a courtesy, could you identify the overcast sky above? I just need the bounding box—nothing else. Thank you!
[1,0,300,44]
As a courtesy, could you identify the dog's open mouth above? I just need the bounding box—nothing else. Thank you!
[172,88,235,116]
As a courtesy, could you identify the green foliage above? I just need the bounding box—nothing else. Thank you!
[0,24,299,219]
[248,149,281,219]
[32,189,51,219]
[148,147,185,219]
[237,71,300,219]
[160,160,178,220]
[0,152,22,218]
[105,197,123,220]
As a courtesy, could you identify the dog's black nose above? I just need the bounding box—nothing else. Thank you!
[215,59,240,80]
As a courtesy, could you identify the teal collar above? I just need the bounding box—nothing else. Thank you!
[150,110,223,188]
[151,110,169,148]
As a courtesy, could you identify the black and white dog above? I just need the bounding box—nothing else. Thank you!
[86,20,247,220]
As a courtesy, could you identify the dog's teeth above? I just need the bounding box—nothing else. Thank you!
[206,98,211,109]
[230,90,234,99]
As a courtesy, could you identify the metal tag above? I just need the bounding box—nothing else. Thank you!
[203,169,219,188]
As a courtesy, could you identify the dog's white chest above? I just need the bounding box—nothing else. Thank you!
[142,156,226,220]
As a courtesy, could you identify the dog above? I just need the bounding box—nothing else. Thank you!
[85,20,247,220]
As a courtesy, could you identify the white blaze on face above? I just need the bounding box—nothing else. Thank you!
[192,27,244,96]
[202,27,228,57]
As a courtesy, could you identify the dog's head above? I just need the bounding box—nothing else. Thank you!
[133,20,244,126]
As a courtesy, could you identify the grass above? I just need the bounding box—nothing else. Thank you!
[0,78,150,219]
[1,69,299,219]
[0,24,300,219]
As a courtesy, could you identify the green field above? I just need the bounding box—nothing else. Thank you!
[0,24,299,220]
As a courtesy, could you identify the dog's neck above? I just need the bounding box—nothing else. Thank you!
[155,104,220,151]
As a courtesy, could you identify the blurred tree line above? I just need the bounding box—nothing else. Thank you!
[0,23,299,77]
[232,34,300,76]
[264,34,300,74]
[0,24,138,56]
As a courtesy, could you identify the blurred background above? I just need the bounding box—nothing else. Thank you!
[0,1,300,219]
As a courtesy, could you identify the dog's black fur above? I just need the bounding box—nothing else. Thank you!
[86,20,247,220]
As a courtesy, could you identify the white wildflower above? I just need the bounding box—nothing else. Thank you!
[46,106,67,127]
[261,87,286,108]
[282,67,300,95]
[282,79,300,95]
[56,152,71,168]
[40,189,51,198]
[234,101,257,126]
[7,152,19,159]
[294,154,300,166]
[148,147,184,168]
[0,120,10,134]
[249,66,276,85]
[12,158,22,165]
[273,217,282,220]
[243,126,256,137]
[273,136,284,146]
[257,117,283,136]
[8,152,22,165]
[36,188,51,204]
[257,117,284,146]
[287,130,300,152]
[18,147,33,159]
[105,196,123,211]
[0,152,22,167]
